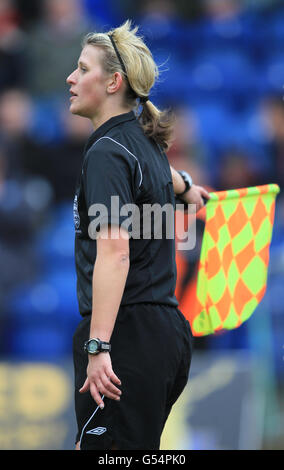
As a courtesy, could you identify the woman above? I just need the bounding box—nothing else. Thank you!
[67,20,210,450]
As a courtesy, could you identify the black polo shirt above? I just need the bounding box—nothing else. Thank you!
[74,110,178,317]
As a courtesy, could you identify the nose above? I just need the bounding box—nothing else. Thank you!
[66,69,77,85]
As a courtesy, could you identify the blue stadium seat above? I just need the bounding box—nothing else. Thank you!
[225,105,273,174]
[259,51,284,95]
[150,52,189,106]
[6,269,79,324]
[141,18,197,63]
[187,48,256,99]
[191,102,235,147]
[30,98,64,143]
[268,7,284,42]
[195,11,260,55]
[34,202,75,272]
[8,325,72,360]
[83,0,123,26]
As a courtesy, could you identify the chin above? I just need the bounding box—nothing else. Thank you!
[69,102,78,113]
[70,106,82,117]
[70,105,89,119]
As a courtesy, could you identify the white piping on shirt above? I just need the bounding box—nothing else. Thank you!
[92,136,143,187]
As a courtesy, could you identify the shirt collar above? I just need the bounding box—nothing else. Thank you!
[84,110,136,153]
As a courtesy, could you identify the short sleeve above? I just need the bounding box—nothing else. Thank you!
[83,139,139,239]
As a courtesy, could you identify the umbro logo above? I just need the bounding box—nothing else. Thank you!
[86,427,107,436]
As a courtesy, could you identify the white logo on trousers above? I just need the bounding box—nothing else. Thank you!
[86,427,107,436]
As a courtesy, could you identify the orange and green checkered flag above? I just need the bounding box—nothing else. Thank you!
[191,184,280,336]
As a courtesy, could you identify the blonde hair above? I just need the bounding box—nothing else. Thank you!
[82,20,174,150]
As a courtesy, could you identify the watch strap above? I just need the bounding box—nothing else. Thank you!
[177,170,193,197]
[100,340,111,352]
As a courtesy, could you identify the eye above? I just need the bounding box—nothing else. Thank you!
[80,66,87,73]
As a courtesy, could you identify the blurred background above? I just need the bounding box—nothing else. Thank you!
[0,0,283,450]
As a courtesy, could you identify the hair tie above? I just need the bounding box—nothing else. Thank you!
[140,96,149,104]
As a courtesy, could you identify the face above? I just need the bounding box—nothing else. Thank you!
[66,45,110,119]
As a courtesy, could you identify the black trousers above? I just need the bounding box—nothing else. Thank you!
[73,303,193,450]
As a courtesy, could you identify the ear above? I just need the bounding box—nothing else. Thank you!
[107,72,123,95]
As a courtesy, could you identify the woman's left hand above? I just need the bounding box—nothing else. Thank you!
[181,184,211,213]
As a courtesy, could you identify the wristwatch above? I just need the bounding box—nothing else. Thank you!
[84,338,111,355]
[177,170,193,196]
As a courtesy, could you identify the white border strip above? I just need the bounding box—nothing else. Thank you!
[94,136,143,187]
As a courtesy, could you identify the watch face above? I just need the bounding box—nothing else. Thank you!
[88,339,99,354]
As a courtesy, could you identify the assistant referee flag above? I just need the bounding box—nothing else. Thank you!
[184,184,280,336]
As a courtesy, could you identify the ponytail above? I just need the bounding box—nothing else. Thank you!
[139,100,175,151]
[83,20,175,151]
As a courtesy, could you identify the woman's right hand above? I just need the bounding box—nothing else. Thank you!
[79,353,122,408]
